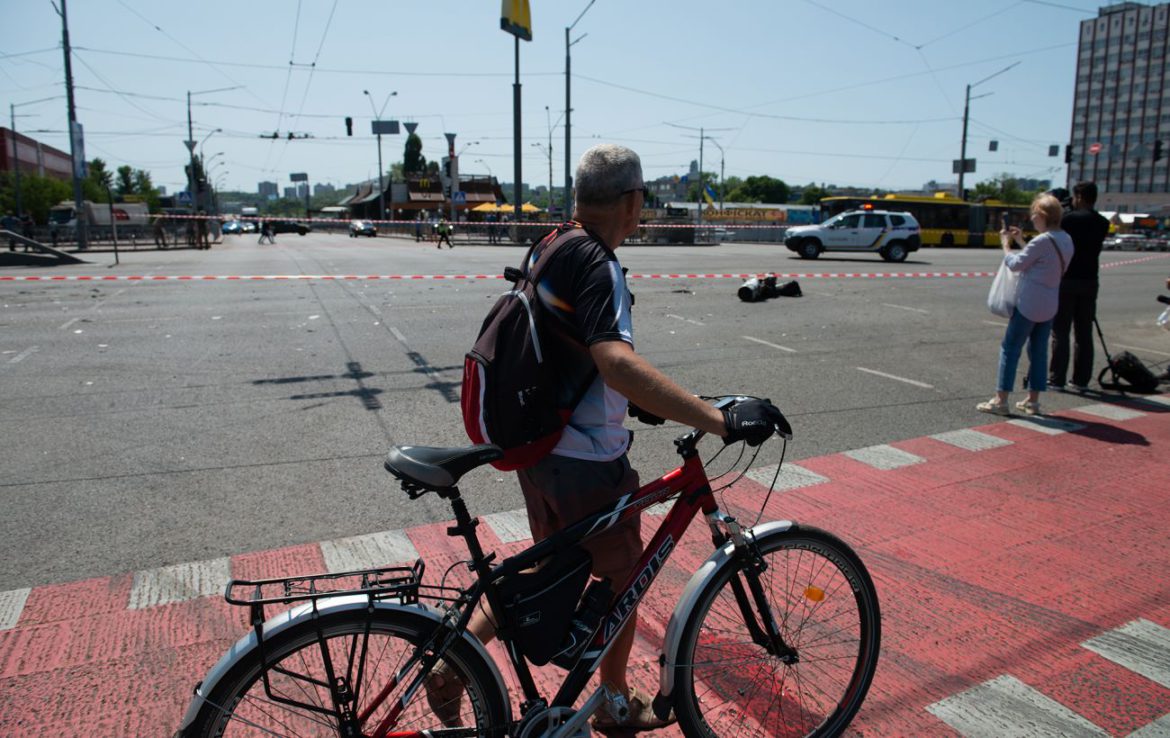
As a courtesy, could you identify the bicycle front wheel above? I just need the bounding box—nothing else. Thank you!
[675,524,880,738]
[183,608,507,738]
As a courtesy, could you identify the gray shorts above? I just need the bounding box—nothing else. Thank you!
[517,454,643,584]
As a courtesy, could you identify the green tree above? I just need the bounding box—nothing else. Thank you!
[726,175,790,204]
[684,171,720,202]
[115,165,135,197]
[403,133,427,174]
[971,174,1040,205]
[798,183,831,205]
[0,171,73,223]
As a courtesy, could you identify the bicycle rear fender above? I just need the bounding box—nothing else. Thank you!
[175,595,511,733]
[656,520,794,702]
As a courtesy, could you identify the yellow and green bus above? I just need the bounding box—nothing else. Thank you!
[819,194,1035,248]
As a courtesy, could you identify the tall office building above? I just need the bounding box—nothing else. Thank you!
[1070,2,1170,212]
[258,181,278,199]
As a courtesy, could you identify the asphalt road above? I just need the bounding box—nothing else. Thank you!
[2,232,1167,591]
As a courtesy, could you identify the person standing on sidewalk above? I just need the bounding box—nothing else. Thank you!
[977,193,1073,417]
[1049,181,1110,393]
[435,217,453,249]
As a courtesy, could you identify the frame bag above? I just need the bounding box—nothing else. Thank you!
[496,546,593,666]
[461,225,593,471]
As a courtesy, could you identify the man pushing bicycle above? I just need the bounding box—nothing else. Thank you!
[435,143,784,732]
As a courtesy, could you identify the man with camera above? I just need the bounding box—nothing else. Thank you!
[1049,182,1110,392]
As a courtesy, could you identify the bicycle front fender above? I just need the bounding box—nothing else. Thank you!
[656,519,794,703]
[174,595,511,734]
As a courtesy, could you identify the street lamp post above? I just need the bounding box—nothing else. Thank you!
[187,87,240,212]
[667,123,733,231]
[958,62,1018,199]
[364,90,397,223]
[565,0,596,217]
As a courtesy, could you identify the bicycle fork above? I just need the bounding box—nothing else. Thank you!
[708,512,798,664]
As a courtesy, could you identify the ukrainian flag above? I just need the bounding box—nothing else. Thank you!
[703,184,717,205]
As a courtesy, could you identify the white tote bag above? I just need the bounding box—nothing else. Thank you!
[987,261,1019,318]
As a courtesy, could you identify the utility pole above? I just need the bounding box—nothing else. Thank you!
[512,36,522,227]
[667,123,733,234]
[364,90,398,222]
[958,62,1018,199]
[10,104,22,219]
[55,0,87,250]
[706,136,725,212]
[565,0,595,217]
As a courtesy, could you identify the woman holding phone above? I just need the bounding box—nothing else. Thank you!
[977,193,1074,416]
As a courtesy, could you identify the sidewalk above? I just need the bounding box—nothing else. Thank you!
[1,395,1168,736]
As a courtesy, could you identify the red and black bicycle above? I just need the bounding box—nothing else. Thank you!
[176,396,880,738]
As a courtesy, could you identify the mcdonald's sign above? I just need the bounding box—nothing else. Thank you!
[500,0,532,41]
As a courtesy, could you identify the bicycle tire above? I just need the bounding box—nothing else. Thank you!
[674,524,880,738]
[183,608,508,738]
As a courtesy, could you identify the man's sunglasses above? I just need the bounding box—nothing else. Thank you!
[621,186,650,199]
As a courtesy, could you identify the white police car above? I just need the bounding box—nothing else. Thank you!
[785,210,921,262]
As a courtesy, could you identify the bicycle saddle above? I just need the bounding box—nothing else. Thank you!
[384,444,503,491]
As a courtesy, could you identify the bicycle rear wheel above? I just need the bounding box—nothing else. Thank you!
[182,608,507,738]
[674,524,880,738]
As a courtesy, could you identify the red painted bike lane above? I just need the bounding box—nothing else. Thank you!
[1,397,1168,736]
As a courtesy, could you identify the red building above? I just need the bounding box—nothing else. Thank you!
[1,127,73,180]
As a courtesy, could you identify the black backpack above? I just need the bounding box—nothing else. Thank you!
[461,224,594,470]
[1098,351,1161,394]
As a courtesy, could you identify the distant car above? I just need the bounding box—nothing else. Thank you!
[270,220,311,236]
[349,219,377,237]
[784,209,921,262]
[1103,233,1150,251]
[240,221,257,233]
[710,227,735,242]
[221,221,242,235]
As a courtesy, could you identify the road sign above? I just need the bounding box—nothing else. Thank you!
[184,139,196,153]
[453,191,467,205]
[1089,142,1103,155]
[290,172,308,182]
[952,158,976,174]
[371,120,400,135]
[176,191,193,206]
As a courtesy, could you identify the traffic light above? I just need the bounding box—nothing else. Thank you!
[1155,140,1164,162]
[345,116,353,136]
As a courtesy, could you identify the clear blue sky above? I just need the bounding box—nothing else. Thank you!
[1,0,1103,197]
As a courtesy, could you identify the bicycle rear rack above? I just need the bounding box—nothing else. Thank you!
[224,559,425,608]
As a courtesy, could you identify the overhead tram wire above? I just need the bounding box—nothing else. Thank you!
[276,0,339,172]
[264,0,303,173]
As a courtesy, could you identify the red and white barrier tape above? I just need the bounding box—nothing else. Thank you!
[0,271,997,282]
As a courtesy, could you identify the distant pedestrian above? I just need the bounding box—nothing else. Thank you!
[258,220,275,244]
[196,209,210,250]
[415,211,424,242]
[20,213,34,251]
[1049,181,1110,393]
[977,193,1073,417]
[153,216,168,249]
[436,217,453,249]
[486,212,499,243]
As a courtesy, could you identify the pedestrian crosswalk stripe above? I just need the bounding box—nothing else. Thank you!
[1082,619,1170,689]
[930,429,1013,451]
[127,558,231,610]
[0,588,30,630]
[320,530,418,574]
[1127,713,1170,737]
[483,509,532,543]
[1006,417,1086,435]
[926,674,1108,737]
[1073,403,1147,421]
[844,444,925,470]
[745,463,829,490]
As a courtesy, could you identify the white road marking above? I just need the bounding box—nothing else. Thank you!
[855,366,934,389]
[58,317,80,330]
[1115,343,1170,358]
[127,558,231,610]
[844,444,925,470]
[881,302,929,314]
[1006,417,1086,435]
[1136,395,1170,409]
[389,326,408,343]
[926,674,1108,737]
[0,588,31,630]
[745,463,829,490]
[483,509,533,543]
[665,313,705,326]
[930,429,1013,451]
[1129,713,1170,737]
[320,530,419,574]
[1082,619,1170,689]
[1072,403,1147,421]
[7,346,38,364]
[742,335,797,353]
[982,320,1008,327]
